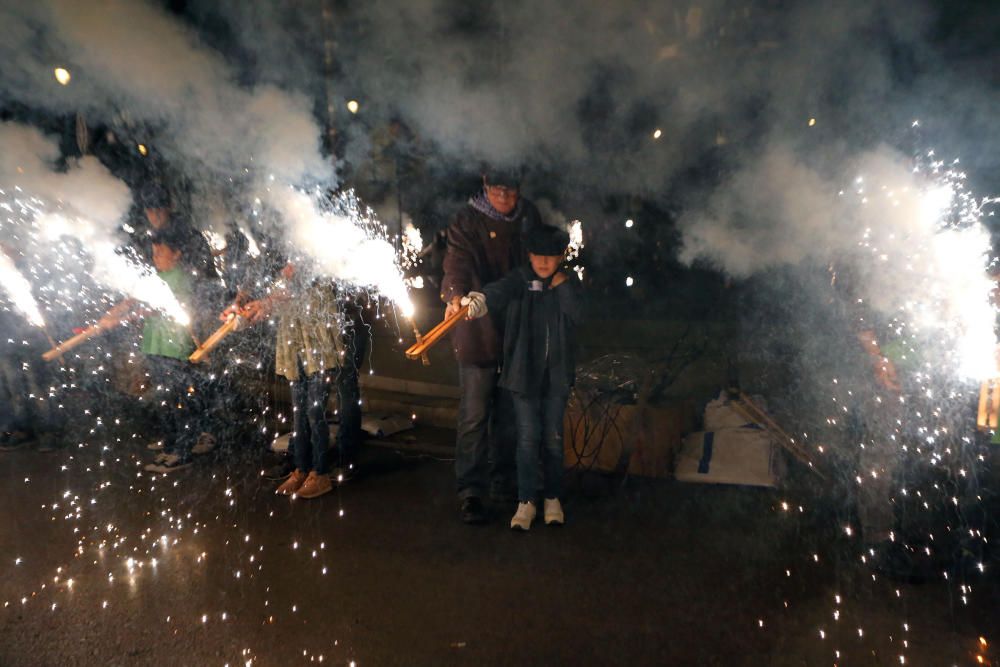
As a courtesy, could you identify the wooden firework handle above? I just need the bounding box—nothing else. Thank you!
[405,305,469,360]
[188,315,242,363]
[411,323,431,366]
[728,391,825,479]
[41,323,108,361]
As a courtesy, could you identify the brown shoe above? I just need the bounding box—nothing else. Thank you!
[296,471,332,499]
[275,469,308,495]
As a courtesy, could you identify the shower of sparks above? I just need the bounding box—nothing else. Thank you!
[239,225,262,258]
[3,192,190,326]
[203,230,227,253]
[764,137,1000,665]
[845,152,998,380]
[401,221,423,270]
[268,185,413,318]
[0,251,45,327]
[566,220,584,262]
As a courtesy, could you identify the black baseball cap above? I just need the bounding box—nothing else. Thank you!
[525,224,569,256]
[483,166,522,189]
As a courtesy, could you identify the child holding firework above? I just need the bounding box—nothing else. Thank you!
[239,262,344,499]
[462,224,582,530]
[105,229,204,473]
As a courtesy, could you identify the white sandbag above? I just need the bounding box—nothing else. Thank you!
[675,427,778,488]
[361,414,414,438]
[704,393,754,431]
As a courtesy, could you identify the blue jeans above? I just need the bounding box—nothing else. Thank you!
[455,365,515,499]
[146,355,201,458]
[333,324,366,467]
[0,348,61,436]
[290,362,333,475]
[511,391,568,503]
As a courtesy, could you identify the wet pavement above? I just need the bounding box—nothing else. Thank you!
[1,428,997,666]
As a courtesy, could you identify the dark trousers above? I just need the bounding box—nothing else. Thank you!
[511,390,568,503]
[0,350,61,436]
[334,325,366,468]
[290,360,333,475]
[455,364,515,500]
[146,355,201,458]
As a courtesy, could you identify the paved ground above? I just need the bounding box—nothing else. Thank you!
[1,426,997,666]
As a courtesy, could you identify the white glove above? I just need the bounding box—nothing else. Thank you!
[461,291,488,319]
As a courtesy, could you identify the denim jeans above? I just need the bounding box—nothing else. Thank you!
[455,364,515,499]
[290,361,334,475]
[146,355,201,458]
[0,348,61,436]
[511,390,568,503]
[333,324,366,468]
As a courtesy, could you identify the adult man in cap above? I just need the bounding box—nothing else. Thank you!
[441,167,542,523]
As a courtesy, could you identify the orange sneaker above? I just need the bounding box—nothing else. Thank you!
[275,469,307,495]
[296,471,332,499]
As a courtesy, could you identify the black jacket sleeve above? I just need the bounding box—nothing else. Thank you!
[553,276,583,325]
[482,268,526,315]
[441,210,478,303]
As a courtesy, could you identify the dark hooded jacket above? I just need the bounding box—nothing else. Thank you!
[482,265,583,397]
[440,195,541,366]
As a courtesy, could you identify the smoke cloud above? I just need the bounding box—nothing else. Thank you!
[2,0,997,322]
[0,121,189,324]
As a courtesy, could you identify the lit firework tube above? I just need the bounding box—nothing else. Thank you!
[0,251,45,327]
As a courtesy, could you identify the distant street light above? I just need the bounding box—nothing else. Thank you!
[54,67,71,85]
[346,100,360,114]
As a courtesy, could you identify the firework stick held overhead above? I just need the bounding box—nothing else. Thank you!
[405,305,469,360]
[40,299,133,361]
[189,314,243,363]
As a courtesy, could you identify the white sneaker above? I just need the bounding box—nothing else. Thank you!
[510,501,536,531]
[191,432,216,455]
[144,453,193,474]
[544,498,564,526]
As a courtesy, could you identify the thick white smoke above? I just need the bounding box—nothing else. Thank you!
[0,0,415,313]
[0,122,189,325]
[679,142,997,378]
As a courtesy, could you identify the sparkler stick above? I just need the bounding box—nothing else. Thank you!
[41,325,65,364]
[405,305,468,360]
[188,314,242,363]
[41,299,134,362]
[410,321,431,366]
[728,390,825,479]
[41,323,108,361]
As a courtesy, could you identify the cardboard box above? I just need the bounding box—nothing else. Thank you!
[563,396,694,478]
